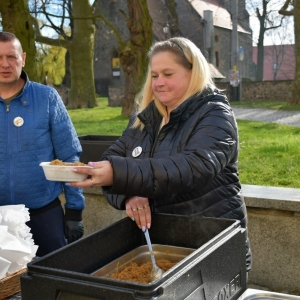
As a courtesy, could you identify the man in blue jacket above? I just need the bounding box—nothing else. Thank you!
[0,32,85,256]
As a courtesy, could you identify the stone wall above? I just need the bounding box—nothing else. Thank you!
[217,80,293,102]
[108,86,124,107]
[243,185,300,295]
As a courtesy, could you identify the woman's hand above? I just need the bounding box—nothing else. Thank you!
[67,161,113,188]
[125,197,151,230]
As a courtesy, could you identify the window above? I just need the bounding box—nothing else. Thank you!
[112,49,120,77]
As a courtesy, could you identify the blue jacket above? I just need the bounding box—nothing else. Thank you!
[0,71,85,213]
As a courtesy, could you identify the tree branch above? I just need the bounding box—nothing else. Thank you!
[31,16,69,48]
[279,0,294,16]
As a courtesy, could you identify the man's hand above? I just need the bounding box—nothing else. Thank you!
[64,220,84,243]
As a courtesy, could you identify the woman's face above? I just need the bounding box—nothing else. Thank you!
[151,51,191,111]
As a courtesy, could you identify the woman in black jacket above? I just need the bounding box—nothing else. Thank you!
[70,37,252,272]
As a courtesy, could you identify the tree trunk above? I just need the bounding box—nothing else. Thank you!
[256,4,266,82]
[256,27,265,81]
[0,0,38,82]
[62,51,71,89]
[255,0,285,82]
[292,1,300,104]
[33,0,97,108]
[67,0,97,108]
[119,0,153,117]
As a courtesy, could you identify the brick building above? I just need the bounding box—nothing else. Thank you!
[94,0,255,97]
[174,0,255,82]
[252,45,295,81]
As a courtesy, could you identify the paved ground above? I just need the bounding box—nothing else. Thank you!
[232,107,300,127]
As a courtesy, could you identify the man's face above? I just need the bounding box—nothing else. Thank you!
[0,39,26,85]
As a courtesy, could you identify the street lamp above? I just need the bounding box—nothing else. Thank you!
[163,22,169,40]
[238,46,244,101]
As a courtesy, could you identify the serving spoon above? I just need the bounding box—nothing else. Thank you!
[143,228,163,280]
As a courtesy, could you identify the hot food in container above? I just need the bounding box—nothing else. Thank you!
[21,214,248,300]
[39,160,92,182]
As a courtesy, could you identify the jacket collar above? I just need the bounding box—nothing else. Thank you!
[15,70,30,107]
[138,88,227,130]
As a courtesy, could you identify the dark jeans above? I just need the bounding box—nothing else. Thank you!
[26,203,67,257]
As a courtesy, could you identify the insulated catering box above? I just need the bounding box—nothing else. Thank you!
[21,214,247,300]
[78,135,119,164]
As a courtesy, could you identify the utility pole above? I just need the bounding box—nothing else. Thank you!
[230,0,239,101]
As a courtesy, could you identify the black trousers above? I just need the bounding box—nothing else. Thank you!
[26,202,67,257]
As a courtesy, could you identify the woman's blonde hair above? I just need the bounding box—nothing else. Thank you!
[132,37,216,129]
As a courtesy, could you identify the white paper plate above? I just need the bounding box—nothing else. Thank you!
[40,162,92,182]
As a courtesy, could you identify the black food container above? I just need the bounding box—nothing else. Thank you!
[21,214,247,300]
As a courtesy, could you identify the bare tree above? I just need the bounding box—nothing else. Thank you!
[30,0,97,109]
[247,0,285,81]
[279,0,300,104]
[0,0,38,81]
[265,17,294,80]
[33,0,153,115]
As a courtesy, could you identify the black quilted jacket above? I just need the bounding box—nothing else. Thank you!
[101,90,252,271]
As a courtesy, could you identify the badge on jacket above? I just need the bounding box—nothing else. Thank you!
[132,146,142,157]
[14,117,24,127]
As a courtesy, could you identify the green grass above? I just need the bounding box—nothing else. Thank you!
[68,98,300,188]
[68,98,129,136]
[231,100,300,111]
[237,120,300,188]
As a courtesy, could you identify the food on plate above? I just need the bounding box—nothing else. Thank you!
[49,159,86,166]
[40,160,90,182]
[108,259,176,283]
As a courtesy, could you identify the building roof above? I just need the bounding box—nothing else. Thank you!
[188,0,250,34]
[147,0,167,40]
[209,63,225,79]
[252,45,295,80]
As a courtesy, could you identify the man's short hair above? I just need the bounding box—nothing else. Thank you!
[0,31,17,42]
[0,32,23,52]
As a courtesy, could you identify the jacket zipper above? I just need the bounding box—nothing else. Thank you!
[6,102,15,204]
[148,123,169,212]
[149,127,164,158]
[149,121,170,157]
[150,135,159,158]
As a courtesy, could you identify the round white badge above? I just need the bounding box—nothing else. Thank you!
[14,117,24,127]
[132,146,142,157]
